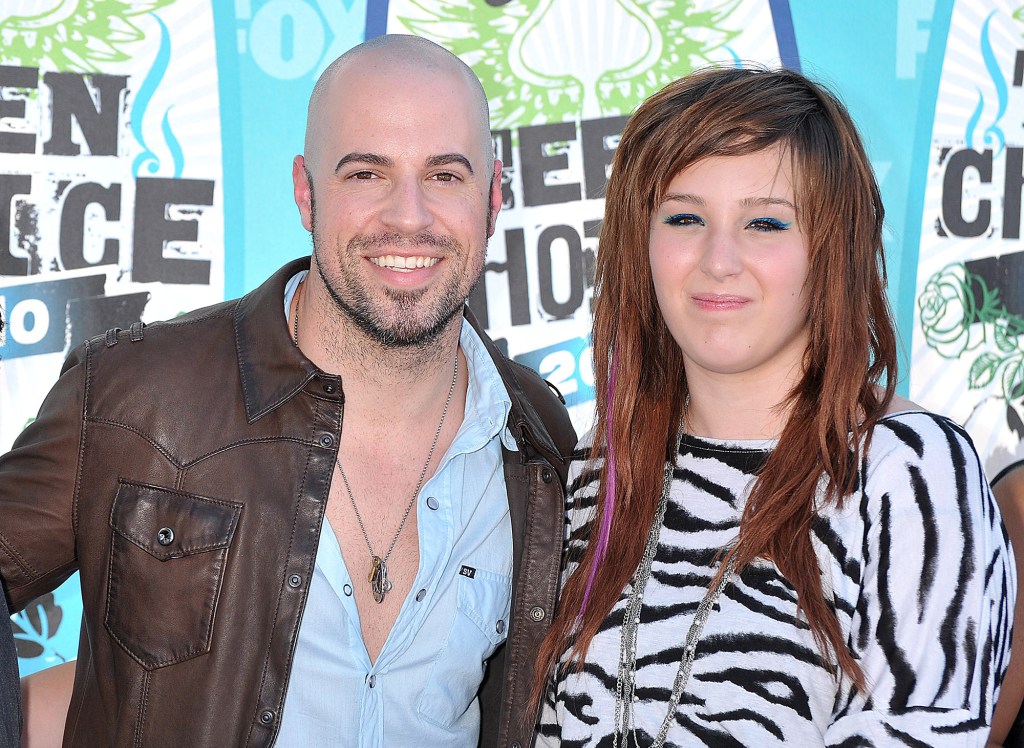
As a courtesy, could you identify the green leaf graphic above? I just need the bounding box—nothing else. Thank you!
[399,0,743,129]
[1003,356,1024,401]
[968,352,1001,389]
[0,1,175,73]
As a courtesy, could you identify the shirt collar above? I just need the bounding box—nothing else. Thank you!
[234,258,561,466]
[459,320,517,452]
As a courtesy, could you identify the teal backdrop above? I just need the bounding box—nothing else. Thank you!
[1,0,1022,679]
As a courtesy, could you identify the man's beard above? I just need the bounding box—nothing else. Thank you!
[309,197,488,349]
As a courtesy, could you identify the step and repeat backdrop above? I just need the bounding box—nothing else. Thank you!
[2,0,1022,675]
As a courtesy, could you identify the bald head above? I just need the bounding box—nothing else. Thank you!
[303,35,493,175]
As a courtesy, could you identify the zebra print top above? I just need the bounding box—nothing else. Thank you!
[536,411,1015,747]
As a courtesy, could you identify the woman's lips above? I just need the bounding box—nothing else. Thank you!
[691,294,750,311]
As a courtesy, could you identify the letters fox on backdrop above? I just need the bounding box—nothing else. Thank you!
[1,0,1022,676]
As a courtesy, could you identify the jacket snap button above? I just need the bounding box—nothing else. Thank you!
[287,574,302,588]
[259,710,274,725]
[157,527,174,546]
[529,606,545,622]
[541,468,553,484]
[319,434,334,447]
[323,382,336,394]
[510,742,522,748]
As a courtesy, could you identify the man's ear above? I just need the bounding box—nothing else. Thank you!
[487,159,503,238]
[293,155,313,232]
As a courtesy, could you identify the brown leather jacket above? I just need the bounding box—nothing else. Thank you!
[0,258,576,748]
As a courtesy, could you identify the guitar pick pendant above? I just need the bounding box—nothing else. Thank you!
[369,555,393,604]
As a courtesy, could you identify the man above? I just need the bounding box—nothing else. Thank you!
[0,35,575,747]
[0,314,22,748]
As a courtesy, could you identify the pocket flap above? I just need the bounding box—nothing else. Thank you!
[457,568,512,647]
[110,481,242,561]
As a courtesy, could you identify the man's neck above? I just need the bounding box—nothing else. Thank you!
[293,280,466,425]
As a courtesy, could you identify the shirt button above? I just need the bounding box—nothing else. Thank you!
[496,619,505,634]
[319,434,334,448]
[287,574,302,588]
[529,606,545,622]
[343,584,352,596]
[541,467,553,484]
[426,496,439,510]
[157,527,174,546]
[259,709,275,725]
[368,674,376,688]
[415,589,426,602]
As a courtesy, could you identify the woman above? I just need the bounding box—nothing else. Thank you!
[534,67,1014,746]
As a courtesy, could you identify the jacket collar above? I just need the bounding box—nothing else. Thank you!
[234,259,566,466]
[234,258,321,423]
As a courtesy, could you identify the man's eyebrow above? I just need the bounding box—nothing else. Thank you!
[334,152,475,175]
[335,152,393,172]
[425,153,474,175]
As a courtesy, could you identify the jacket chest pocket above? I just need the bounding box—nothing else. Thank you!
[105,481,242,669]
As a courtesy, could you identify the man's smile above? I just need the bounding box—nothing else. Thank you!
[369,255,442,272]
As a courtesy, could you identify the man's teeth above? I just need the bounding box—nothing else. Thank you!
[370,255,440,271]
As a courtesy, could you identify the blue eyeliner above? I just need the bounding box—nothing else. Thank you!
[749,217,791,231]
[663,213,703,226]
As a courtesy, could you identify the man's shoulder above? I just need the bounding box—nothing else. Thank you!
[79,295,239,374]
[80,258,304,371]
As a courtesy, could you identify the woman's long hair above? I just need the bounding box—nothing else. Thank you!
[534,66,897,702]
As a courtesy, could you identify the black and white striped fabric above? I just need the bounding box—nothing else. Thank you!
[537,411,1014,746]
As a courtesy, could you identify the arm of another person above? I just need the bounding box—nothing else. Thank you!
[989,461,1024,747]
[1,591,22,748]
[823,414,1015,746]
[20,663,74,748]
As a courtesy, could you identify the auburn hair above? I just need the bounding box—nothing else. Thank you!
[533,66,897,705]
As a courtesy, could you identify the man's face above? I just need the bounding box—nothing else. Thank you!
[293,59,501,349]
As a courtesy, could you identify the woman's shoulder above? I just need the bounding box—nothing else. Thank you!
[859,398,990,509]
[868,396,976,460]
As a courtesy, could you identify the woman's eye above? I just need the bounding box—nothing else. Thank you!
[748,217,791,232]
[663,213,703,227]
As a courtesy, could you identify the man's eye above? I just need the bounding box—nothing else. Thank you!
[351,171,376,180]
[432,172,458,182]
[748,217,791,232]
[663,213,703,227]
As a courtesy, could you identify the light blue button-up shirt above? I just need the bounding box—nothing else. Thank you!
[276,272,516,747]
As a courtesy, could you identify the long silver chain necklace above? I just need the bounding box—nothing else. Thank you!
[613,419,737,748]
[291,278,460,604]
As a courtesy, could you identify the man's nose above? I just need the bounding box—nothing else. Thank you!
[378,178,433,234]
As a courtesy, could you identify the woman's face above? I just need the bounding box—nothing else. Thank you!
[648,146,811,389]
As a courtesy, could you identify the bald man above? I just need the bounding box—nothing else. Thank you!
[0,35,575,748]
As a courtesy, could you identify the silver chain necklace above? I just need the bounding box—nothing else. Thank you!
[291,278,460,604]
[613,419,737,748]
